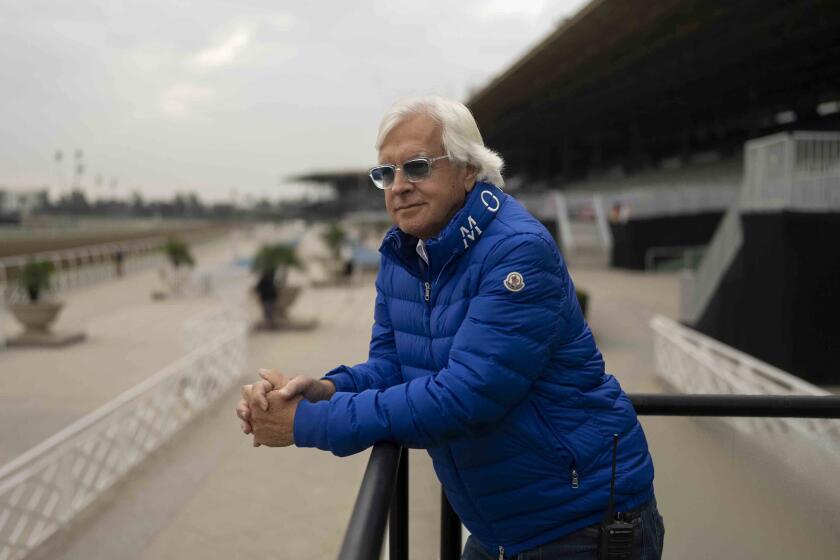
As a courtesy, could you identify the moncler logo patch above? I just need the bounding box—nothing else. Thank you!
[503,272,525,292]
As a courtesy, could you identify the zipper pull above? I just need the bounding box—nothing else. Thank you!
[498,545,505,559]
[424,282,430,302]
[571,468,579,489]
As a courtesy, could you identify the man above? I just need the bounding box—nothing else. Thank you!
[236,96,664,559]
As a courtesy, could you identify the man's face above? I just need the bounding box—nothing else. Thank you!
[379,114,477,240]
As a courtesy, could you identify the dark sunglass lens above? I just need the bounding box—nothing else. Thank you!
[370,166,395,188]
[403,159,431,180]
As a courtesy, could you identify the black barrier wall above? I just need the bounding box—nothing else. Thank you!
[609,212,724,270]
[694,211,840,385]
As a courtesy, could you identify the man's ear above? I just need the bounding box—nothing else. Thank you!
[463,164,479,192]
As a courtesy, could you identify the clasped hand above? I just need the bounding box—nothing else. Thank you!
[235,369,336,447]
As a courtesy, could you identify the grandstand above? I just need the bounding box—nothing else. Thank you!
[468,0,840,383]
[285,170,380,220]
[469,0,839,182]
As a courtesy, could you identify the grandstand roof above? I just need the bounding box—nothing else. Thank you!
[468,0,840,183]
[291,170,369,185]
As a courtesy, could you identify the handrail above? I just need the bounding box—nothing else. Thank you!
[337,443,404,560]
[338,394,840,560]
[630,394,840,418]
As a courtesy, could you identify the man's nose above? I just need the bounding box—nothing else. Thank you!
[390,168,414,195]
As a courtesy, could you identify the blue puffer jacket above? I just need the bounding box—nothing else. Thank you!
[295,182,654,556]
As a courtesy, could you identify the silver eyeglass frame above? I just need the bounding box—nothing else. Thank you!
[368,155,450,190]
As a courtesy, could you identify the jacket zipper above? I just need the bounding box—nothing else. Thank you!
[419,243,513,554]
[530,401,581,489]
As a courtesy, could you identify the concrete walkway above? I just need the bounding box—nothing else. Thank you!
[9,260,840,559]
[570,266,840,559]
[0,235,247,464]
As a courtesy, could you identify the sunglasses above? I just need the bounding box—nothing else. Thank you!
[368,155,450,190]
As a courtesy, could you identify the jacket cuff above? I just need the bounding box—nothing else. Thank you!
[293,399,330,450]
[321,365,357,393]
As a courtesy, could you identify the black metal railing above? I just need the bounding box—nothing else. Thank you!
[336,393,840,560]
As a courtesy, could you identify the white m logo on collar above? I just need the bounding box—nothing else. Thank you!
[460,215,482,249]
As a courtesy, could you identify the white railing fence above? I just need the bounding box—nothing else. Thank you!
[534,184,738,259]
[544,192,611,257]
[681,131,840,326]
[681,204,742,323]
[0,308,247,560]
[595,184,737,221]
[741,131,840,211]
[651,315,840,463]
[182,274,249,355]
[0,239,163,304]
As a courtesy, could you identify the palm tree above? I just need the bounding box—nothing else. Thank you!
[251,243,302,289]
[18,260,54,302]
[321,222,347,261]
[251,243,304,328]
[163,238,195,268]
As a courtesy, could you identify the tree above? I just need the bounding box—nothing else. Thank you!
[163,238,195,268]
[321,222,347,260]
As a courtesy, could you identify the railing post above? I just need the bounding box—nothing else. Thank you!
[389,447,408,560]
[440,489,462,560]
[337,443,402,560]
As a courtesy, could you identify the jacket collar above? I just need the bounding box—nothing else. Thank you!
[380,181,506,279]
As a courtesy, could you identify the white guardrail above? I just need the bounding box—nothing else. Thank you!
[681,203,742,324]
[0,306,247,560]
[0,239,164,304]
[741,131,840,212]
[651,315,840,463]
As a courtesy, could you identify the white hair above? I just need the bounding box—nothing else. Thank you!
[375,95,505,187]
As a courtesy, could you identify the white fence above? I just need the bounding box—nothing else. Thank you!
[741,131,840,212]
[651,315,840,463]
[519,183,738,259]
[680,131,840,325]
[0,239,163,304]
[0,307,247,560]
[680,204,742,323]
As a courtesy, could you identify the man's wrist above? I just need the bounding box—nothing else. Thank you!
[321,379,336,399]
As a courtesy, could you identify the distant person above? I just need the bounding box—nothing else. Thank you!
[609,201,630,224]
[114,250,124,277]
[609,202,622,224]
[254,269,277,329]
[236,96,664,559]
[340,242,354,278]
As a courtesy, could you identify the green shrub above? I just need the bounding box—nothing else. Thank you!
[251,243,302,274]
[18,260,54,302]
[163,238,195,268]
[321,223,347,260]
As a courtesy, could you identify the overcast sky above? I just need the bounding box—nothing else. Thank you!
[1,0,588,203]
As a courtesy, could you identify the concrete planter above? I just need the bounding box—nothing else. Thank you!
[9,300,63,333]
[276,285,301,319]
[7,300,85,347]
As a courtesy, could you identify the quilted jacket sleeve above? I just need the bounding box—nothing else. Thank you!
[295,233,575,456]
[320,286,403,393]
